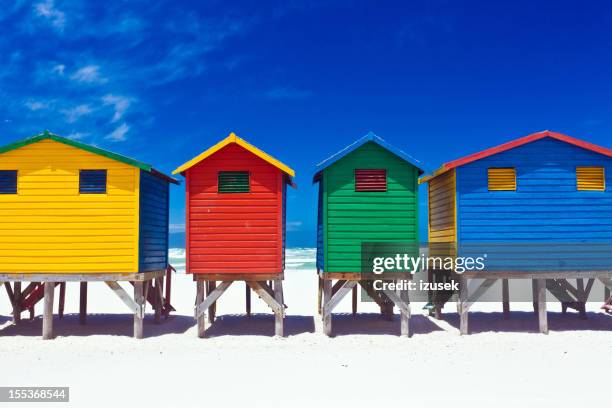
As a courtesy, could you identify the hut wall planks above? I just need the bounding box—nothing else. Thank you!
[0,139,140,273]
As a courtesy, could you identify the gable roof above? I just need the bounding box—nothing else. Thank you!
[0,131,178,184]
[313,132,424,182]
[172,132,295,177]
[420,130,612,183]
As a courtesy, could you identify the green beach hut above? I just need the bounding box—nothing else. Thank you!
[313,132,424,336]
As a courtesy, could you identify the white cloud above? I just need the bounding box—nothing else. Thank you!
[61,104,92,123]
[287,221,303,231]
[34,0,65,31]
[65,132,88,140]
[24,100,50,111]
[105,122,129,142]
[52,64,65,75]
[102,94,131,122]
[169,223,185,233]
[70,65,107,84]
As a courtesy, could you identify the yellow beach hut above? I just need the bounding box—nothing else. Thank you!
[0,131,178,339]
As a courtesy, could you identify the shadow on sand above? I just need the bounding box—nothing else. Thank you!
[0,313,194,338]
[441,311,612,334]
[328,313,443,336]
[204,314,315,337]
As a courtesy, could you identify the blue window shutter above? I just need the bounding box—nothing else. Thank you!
[79,170,107,194]
[0,170,17,194]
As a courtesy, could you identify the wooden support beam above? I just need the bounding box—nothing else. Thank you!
[133,281,145,339]
[317,274,323,315]
[464,278,497,311]
[323,280,358,314]
[502,279,510,319]
[323,279,332,336]
[535,278,548,334]
[459,275,469,335]
[273,279,284,337]
[532,279,538,314]
[105,281,142,316]
[154,278,162,324]
[42,282,54,340]
[196,281,206,338]
[207,281,217,324]
[79,282,87,325]
[195,281,232,319]
[12,282,21,324]
[58,282,66,319]
[381,286,411,337]
[247,281,284,316]
[246,282,251,317]
[352,285,357,316]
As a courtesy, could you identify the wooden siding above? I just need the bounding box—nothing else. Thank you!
[323,142,419,272]
[457,138,612,243]
[0,139,139,273]
[186,143,284,274]
[139,169,169,271]
[428,169,456,243]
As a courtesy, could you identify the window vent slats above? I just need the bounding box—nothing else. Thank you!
[577,166,605,191]
[218,171,250,193]
[488,168,516,191]
[0,170,17,194]
[79,170,107,194]
[355,169,387,192]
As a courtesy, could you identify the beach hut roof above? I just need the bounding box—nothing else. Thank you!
[172,132,295,178]
[0,130,178,184]
[313,131,425,182]
[420,130,612,183]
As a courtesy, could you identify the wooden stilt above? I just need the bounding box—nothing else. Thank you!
[29,306,34,320]
[576,279,587,320]
[196,281,206,338]
[133,281,144,339]
[79,282,87,325]
[42,282,55,340]
[459,275,469,335]
[12,281,21,324]
[352,285,357,316]
[207,281,217,324]
[246,282,251,317]
[154,278,162,324]
[273,279,284,337]
[58,282,66,319]
[532,279,538,314]
[323,279,332,336]
[317,274,323,315]
[536,278,548,334]
[502,278,510,319]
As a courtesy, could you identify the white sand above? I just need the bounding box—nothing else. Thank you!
[1,268,610,408]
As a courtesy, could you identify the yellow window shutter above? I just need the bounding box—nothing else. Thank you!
[488,168,516,191]
[577,166,605,191]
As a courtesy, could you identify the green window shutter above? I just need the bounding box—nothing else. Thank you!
[218,171,250,193]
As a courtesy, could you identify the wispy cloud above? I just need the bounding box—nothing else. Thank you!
[61,104,92,123]
[34,0,65,31]
[70,65,107,84]
[51,64,65,75]
[265,87,313,100]
[24,100,51,111]
[105,122,129,142]
[65,131,88,140]
[102,94,131,122]
[287,221,303,231]
[169,223,185,233]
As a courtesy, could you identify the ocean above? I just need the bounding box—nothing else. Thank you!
[168,248,317,273]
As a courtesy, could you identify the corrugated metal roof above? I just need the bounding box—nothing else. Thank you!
[313,131,425,182]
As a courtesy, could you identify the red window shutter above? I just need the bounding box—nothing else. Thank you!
[355,169,387,192]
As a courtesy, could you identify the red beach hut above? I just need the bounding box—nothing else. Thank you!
[172,132,295,337]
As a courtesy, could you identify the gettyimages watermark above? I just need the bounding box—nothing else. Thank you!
[359,242,612,302]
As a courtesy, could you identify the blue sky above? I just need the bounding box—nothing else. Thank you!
[1,0,612,247]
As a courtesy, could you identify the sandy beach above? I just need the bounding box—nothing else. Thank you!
[1,249,610,408]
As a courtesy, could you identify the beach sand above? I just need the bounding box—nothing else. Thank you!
[1,257,610,407]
